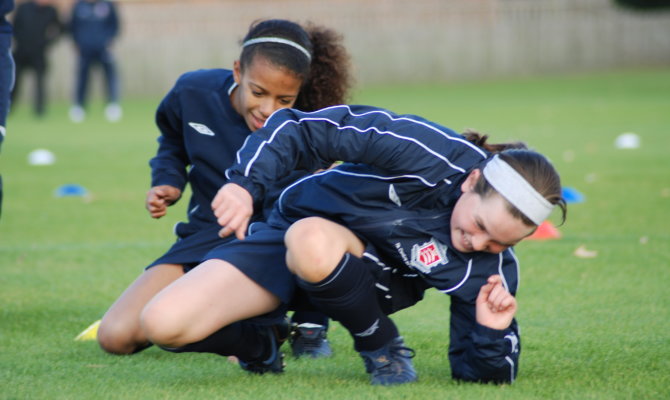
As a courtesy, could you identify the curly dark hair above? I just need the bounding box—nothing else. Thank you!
[293,23,353,111]
[239,19,352,112]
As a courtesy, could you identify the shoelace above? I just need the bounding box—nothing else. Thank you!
[393,345,416,359]
[363,344,416,373]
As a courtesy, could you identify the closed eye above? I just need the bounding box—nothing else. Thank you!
[475,218,486,232]
[476,217,515,249]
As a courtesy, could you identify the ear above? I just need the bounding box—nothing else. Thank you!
[233,60,242,84]
[460,168,481,193]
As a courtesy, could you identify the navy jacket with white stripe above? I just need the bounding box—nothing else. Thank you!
[226,105,522,383]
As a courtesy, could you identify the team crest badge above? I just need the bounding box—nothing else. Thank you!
[410,238,448,273]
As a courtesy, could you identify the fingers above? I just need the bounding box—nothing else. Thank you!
[487,274,503,286]
[477,275,515,312]
[149,207,167,219]
[217,212,249,240]
[217,220,249,240]
[212,188,225,212]
[211,184,233,216]
[476,275,517,330]
[146,190,166,218]
[212,183,253,240]
[214,202,238,227]
[146,186,182,219]
[487,283,516,313]
[165,190,182,204]
[218,226,231,239]
[476,275,496,303]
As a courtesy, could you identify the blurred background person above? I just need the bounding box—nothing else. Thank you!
[11,0,62,118]
[0,0,14,220]
[68,0,120,123]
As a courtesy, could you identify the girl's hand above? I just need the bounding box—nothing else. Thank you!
[476,275,517,330]
[211,183,253,240]
[146,185,182,218]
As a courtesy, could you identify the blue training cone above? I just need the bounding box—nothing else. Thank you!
[55,184,89,198]
[561,187,584,204]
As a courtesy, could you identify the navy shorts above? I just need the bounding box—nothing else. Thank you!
[204,222,296,305]
[147,222,231,271]
[204,222,430,316]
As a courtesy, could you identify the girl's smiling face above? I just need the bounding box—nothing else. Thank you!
[231,55,303,132]
[450,169,535,254]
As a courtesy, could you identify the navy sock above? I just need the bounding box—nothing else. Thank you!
[297,253,398,352]
[160,321,266,361]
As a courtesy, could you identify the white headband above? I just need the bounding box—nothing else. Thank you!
[482,155,554,225]
[242,37,312,61]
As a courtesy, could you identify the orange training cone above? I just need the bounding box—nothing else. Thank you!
[527,221,561,241]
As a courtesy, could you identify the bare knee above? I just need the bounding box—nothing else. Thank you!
[285,217,362,282]
[97,316,144,355]
[98,264,185,354]
[139,302,188,348]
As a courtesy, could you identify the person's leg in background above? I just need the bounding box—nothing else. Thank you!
[100,47,121,122]
[33,54,47,117]
[69,49,91,123]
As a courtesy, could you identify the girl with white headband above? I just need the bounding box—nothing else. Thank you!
[140,105,567,385]
[97,19,352,359]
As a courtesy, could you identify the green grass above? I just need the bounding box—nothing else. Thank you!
[2,68,670,399]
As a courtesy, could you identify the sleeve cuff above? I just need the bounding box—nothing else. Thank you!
[474,322,511,339]
[227,175,262,201]
[151,173,185,191]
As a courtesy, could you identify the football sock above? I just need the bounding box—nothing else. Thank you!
[160,321,267,361]
[297,253,398,352]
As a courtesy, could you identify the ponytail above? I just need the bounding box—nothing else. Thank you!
[463,129,527,153]
[293,23,353,111]
[239,19,352,112]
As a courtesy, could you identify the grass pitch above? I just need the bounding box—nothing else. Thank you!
[1,69,669,399]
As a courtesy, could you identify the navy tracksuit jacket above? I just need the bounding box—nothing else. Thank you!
[150,69,308,233]
[226,104,522,383]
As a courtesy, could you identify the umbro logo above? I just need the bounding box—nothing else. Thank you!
[388,184,402,206]
[354,319,380,337]
[505,333,520,353]
[188,122,215,136]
